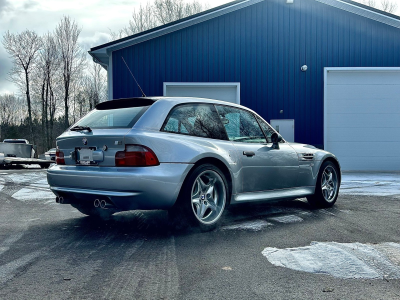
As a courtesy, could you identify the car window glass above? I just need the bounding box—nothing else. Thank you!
[256,116,274,143]
[256,116,285,144]
[74,106,148,129]
[215,105,266,143]
[162,104,227,140]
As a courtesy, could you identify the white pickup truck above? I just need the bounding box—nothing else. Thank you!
[0,139,52,168]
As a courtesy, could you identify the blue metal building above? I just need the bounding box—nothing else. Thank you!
[89,0,400,151]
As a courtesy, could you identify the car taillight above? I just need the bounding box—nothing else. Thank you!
[56,149,65,165]
[115,145,160,167]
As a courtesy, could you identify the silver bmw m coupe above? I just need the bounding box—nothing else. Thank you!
[47,97,341,230]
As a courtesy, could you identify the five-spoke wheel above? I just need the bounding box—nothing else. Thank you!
[169,164,228,231]
[307,161,340,208]
[191,170,226,225]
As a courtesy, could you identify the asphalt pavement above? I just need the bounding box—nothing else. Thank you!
[0,167,399,299]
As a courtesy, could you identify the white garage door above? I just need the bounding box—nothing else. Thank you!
[163,82,240,104]
[324,68,400,171]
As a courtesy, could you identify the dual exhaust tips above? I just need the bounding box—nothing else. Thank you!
[94,198,115,209]
[55,196,115,209]
[55,196,67,204]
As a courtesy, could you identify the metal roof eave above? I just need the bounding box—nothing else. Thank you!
[88,0,264,66]
[88,0,400,67]
[316,0,400,29]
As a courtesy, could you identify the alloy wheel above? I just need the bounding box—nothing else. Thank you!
[321,165,338,202]
[191,170,226,224]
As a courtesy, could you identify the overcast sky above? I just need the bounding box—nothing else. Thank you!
[0,0,398,95]
[0,0,232,95]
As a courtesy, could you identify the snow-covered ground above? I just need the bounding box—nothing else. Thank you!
[0,171,54,201]
[340,173,400,196]
[262,242,400,279]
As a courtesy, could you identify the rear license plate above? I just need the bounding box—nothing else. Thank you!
[76,147,96,165]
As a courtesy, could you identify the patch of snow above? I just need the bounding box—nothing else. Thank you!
[12,188,55,201]
[29,178,50,189]
[7,173,43,184]
[340,173,400,196]
[262,242,400,279]
[221,220,273,231]
[269,215,303,223]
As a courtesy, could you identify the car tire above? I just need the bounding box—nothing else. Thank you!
[169,164,228,232]
[72,204,115,219]
[307,161,340,208]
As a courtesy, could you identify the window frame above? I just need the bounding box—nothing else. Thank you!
[254,115,286,144]
[214,104,268,144]
[160,102,229,141]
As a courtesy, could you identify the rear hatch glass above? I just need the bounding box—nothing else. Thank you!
[73,106,148,129]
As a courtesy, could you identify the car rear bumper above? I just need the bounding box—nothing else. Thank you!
[47,163,193,211]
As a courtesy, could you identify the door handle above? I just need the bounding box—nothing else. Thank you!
[243,151,255,157]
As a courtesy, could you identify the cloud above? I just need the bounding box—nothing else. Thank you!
[23,0,39,10]
[0,48,17,94]
[0,0,10,14]
[79,31,111,52]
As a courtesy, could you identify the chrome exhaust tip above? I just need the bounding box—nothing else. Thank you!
[100,199,115,209]
[59,196,64,204]
[94,199,101,208]
[100,199,107,209]
[56,196,60,203]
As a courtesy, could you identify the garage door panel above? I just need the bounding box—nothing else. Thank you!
[326,127,400,142]
[326,114,400,128]
[336,157,400,171]
[326,85,400,103]
[327,71,400,85]
[325,69,400,171]
[326,141,400,157]
[326,98,400,114]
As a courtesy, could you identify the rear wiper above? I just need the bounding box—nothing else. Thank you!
[70,125,92,132]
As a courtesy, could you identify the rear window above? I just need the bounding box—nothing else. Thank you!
[73,106,149,129]
[3,140,28,144]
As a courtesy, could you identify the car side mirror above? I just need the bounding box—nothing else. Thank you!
[271,132,282,149]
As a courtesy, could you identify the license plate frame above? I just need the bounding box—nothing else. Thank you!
[76,147,97,165]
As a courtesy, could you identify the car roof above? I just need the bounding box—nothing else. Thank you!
[105,96,248,110]
[131,96,262,131]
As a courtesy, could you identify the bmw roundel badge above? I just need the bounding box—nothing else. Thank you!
[82,138,88,145]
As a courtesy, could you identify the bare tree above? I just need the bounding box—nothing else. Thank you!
[35,33,61,149]
[2,30,42,142]
[110,0,209,40]
[85,61,107,110]
[0,94,26,140]
[363,0,376,7]
[363,0,397,13]
[54,16,85,129]
[154,0,205,25]
[380,0,397,13]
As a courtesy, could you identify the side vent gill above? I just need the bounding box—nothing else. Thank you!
[299,153,315,161]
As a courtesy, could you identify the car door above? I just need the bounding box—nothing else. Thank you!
[215,105,299,193]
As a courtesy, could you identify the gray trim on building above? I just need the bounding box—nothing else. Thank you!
[316,0,400,29]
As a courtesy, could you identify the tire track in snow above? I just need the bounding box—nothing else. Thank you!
[0,238,68,285]
[102,236,179,300]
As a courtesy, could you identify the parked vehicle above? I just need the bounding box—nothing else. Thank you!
[44,148,56,161]
[47,97,341,230]
[0,139,51,168]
